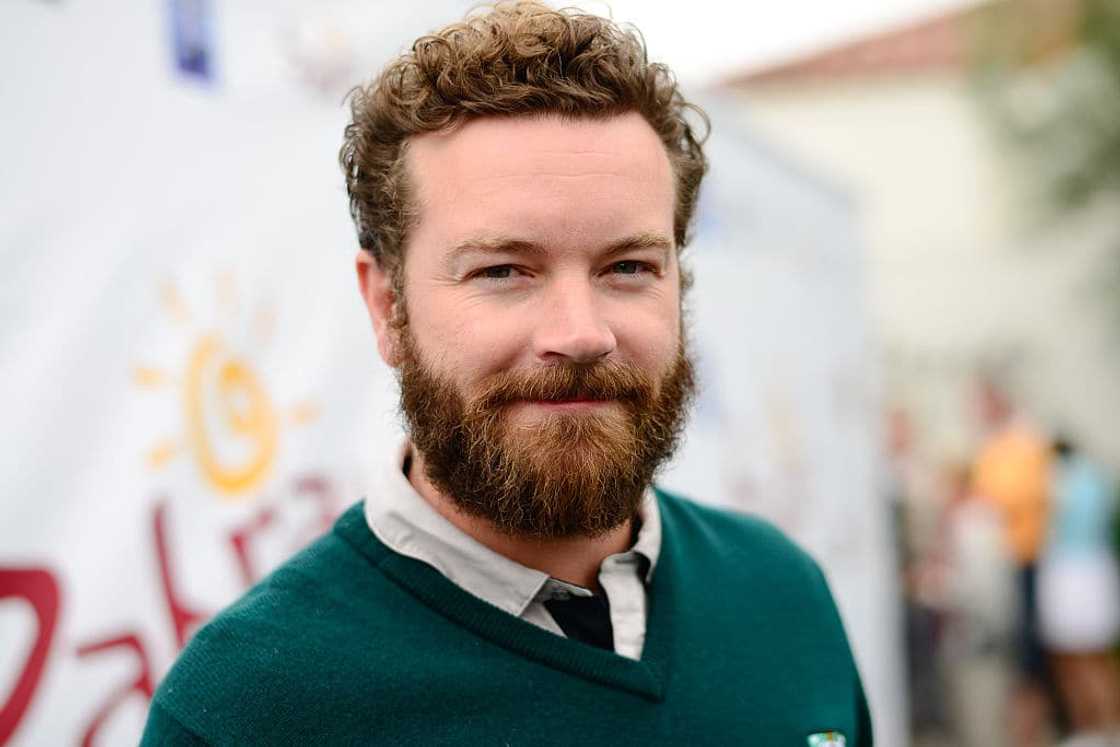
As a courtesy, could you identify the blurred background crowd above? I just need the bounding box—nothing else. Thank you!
[3,0,1119,744]
[889,382,1119,747]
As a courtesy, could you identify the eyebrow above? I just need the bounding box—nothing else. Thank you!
[445,231,674,269]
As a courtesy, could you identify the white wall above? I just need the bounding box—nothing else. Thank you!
[730,73,1120,466]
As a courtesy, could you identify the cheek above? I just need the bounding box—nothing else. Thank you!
[461,320,527,374]
[618,279,682,364]
[408,294,526,378]
[614,304,681,373]
[636,325,680,371]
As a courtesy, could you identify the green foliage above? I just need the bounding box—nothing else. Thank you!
[975,0,1120,206]
[974,0,1120,332]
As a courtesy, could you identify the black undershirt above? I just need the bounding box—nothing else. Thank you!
[543,593,614,651]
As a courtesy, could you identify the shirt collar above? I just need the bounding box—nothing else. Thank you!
[631,485,661,584]
[364,441,661,615]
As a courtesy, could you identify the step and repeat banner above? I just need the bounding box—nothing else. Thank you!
[0,2,902,744]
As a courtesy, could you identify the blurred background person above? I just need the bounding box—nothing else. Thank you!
[970,377,1057,745]
[886,406,951,744]
[938,459,1016,747]
[1039,436,1120,744]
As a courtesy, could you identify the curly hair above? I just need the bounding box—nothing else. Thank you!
[339,1,708,282]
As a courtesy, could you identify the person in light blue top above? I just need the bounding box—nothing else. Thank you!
[1048,442,1117,557]
[1037,436,1120,736]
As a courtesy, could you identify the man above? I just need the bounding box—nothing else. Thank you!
[142,3,871,744]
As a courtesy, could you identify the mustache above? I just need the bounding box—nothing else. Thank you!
[474,361,655,410]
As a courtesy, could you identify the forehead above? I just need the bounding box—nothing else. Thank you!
[403,112,675,255]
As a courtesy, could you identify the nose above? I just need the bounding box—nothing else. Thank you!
[533,278,617,364]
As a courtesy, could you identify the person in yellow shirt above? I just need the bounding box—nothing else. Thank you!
[972,424,1052,567]
[970,379,1054,745]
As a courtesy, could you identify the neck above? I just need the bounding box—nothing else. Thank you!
[407,447,635,592]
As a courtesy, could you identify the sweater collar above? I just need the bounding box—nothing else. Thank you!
[335,490,680,702]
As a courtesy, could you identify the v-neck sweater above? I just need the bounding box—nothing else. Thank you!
[364,440,660,658]
[142,489,872,746]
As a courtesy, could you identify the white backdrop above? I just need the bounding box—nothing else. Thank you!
[0,2,901,744]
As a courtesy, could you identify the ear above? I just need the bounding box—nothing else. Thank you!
[355,251,403,367]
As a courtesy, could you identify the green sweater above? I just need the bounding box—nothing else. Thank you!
[142,489,872,745]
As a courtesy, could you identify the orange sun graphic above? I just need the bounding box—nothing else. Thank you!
[134,275,317,501]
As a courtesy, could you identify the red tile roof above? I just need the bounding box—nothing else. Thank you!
[722,0,1079,88]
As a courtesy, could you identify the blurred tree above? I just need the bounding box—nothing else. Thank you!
[974,0,1120,329]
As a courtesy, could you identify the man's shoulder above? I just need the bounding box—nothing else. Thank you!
[184,502,385,640]
[654,486,820,575]
[144,501,407,743]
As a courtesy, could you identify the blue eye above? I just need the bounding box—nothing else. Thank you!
[481,265,514,279]
[611,261,645,275]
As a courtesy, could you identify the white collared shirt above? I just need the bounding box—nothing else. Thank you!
[364,442,660,660]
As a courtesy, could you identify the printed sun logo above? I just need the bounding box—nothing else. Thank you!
[133,274,317,500]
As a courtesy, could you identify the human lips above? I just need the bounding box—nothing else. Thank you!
[521,397,614,410]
